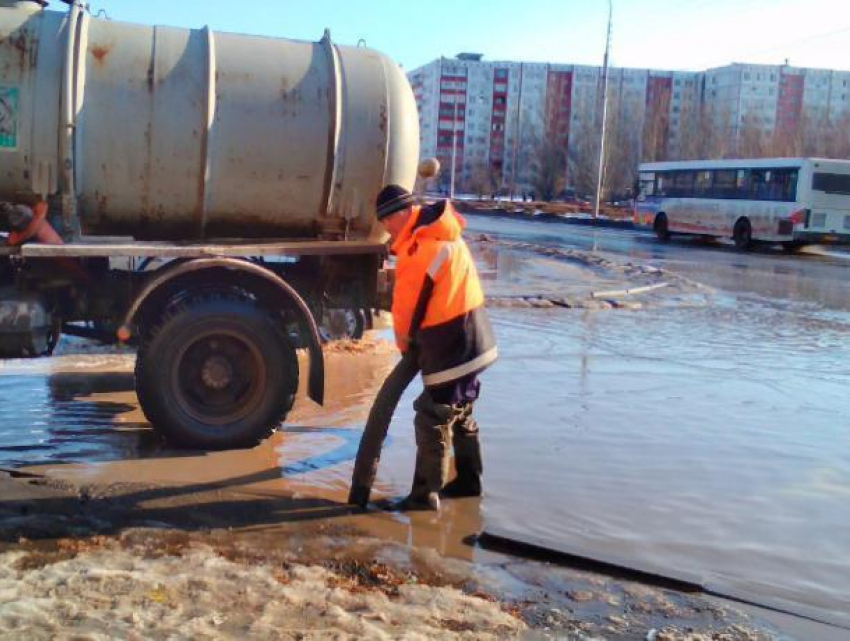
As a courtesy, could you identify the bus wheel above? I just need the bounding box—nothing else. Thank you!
[654,213,670,242]
[733,218,753,250]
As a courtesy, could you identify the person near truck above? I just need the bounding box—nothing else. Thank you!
[348,185,498,511]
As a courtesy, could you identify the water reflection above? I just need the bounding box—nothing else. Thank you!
[478,304,850,626]
[0,373,157,467]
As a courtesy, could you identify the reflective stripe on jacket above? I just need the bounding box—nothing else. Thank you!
[390,200,497,387]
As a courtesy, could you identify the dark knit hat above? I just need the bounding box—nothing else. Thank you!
[376,184,414,220]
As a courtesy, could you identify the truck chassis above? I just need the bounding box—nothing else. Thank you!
[0,238,387,449]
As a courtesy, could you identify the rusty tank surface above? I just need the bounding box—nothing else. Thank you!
[0,0,419,241]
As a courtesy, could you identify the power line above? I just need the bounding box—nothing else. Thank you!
[612,0,771,71]
[745,24,850,58]
[692,15,850,70]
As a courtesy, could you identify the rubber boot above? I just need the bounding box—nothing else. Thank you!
[390,392,452,512]
[391,491,441,512]
[442,405,483,498]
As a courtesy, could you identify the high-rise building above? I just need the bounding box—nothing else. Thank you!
[408,56,850,197]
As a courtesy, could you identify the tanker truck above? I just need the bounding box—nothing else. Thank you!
[0,1,420,449]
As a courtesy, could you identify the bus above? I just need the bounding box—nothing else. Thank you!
[634,158,850,249]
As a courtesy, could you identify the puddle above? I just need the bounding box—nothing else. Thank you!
[1,216,849,630]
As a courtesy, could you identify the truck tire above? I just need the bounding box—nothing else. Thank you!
[135,295,298,449]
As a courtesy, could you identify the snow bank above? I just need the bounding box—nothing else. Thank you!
[0,542,524,639]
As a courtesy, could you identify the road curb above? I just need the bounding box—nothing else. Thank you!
[457,207,636,230]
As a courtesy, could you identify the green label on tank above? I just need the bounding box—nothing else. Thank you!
[0,85,19,150]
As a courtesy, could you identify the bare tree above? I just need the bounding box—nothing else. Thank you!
[736,114,769,158]
[602,92,642,200]
[642,84,671,162]
[765,107,850,159]
[565,112,599,198]
[676,102,731,160]
[530,137,567,201]
[819,113,850,159]
[771,113,804,158]
[465,159,501,199]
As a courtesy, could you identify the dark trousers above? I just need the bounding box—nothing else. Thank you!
[410,392,479,499]
[348,353,482,504]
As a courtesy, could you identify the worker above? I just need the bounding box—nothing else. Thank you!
[348,185,498,511]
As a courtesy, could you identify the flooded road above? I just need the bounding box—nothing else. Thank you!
[1,215,849,635]
[467,216,850,628]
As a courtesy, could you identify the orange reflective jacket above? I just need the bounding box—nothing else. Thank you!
[391,200,497,387]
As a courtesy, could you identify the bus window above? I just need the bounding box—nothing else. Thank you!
[736,170,747,197]
[712,170,737,199]
[749,170,770,200]
[813,172,850,195]
[695,170,712,197]
[669,171,695,197]
[771,169,799,201]
[639,176,655,198]
[656,174,669,197]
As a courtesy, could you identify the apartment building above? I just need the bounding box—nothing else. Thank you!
[408,56,850,195]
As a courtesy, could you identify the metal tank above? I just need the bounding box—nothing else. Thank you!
[0,1,419,240]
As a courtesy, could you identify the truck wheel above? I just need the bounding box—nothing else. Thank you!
[654,213,670,242]
[135,296,298,449]
[733,218,753,250]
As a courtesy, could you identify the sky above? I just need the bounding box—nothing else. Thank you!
[89,0,850,72]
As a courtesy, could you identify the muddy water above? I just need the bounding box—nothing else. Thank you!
[9,340,486,562]
[2,218,849,630]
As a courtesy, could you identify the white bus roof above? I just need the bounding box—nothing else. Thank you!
[639,158,850,172]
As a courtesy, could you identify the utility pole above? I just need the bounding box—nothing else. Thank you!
[594,0,613,219]
[450,96,459,199]
[511,63,525,201]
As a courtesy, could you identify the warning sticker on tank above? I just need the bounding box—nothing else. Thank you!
[0,85,19,150]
